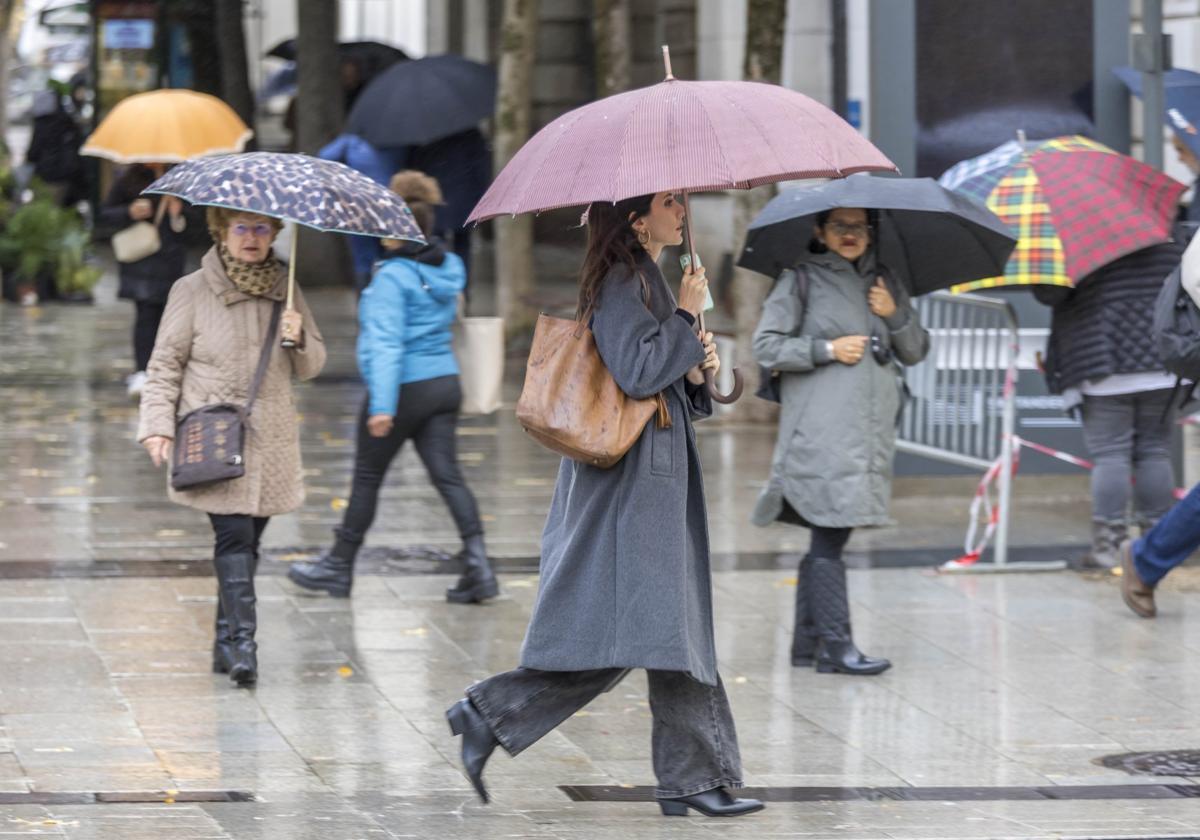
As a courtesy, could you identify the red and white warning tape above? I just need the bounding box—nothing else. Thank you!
[945,411,1191,570]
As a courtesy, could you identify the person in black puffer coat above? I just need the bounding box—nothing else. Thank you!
[99,164,195,399]
[1035,239,1185,569]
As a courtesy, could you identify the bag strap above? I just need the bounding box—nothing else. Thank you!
[245,301,282,417]
[792,262,810,334]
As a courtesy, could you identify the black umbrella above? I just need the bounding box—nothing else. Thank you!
[266,39,408,77]
[346,54,497,148]
[738,174,1017,296]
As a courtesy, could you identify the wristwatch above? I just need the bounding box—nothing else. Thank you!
[826,340,835,359]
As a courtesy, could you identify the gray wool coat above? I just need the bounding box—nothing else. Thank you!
[751,249,929,529]
[518,250,720,686]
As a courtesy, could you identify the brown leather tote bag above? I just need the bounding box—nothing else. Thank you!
[516,313,669,469]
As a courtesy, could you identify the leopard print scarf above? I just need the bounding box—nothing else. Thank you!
[218,242,283,297]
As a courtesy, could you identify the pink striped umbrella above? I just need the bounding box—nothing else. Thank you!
[472,50,895,401]
[469,79,893,222]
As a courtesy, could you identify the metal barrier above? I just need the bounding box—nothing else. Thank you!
[896,291,1018,567]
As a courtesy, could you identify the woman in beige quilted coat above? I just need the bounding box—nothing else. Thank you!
[137,207,325,687]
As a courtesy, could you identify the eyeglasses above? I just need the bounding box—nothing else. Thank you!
[231,223,274,238]
[826,221,870,237]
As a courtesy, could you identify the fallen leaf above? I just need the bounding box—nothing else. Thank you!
[331,498,348,511]
[337,666,353,678]
[52,486,83,496]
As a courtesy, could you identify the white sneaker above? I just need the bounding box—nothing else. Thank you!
[126,370,148,399]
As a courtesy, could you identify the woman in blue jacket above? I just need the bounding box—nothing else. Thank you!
[289,171,498,603]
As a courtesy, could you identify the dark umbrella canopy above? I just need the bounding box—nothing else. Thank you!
[738,174,1017,296]
[266,38,408,71]
[346,54,497,148]
[1113,66,1200,158]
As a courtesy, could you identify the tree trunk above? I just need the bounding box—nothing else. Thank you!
[593,0,630,98]
[493,0,540,334]
[0,0,19,144]
[294,0,350,287]
[729,0,787,422]
[215,0,256,147]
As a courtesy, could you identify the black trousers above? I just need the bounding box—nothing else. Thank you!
[133,301,166,372]
[810,526,852,560]
[338,375,482,546]
[209,514,270,557]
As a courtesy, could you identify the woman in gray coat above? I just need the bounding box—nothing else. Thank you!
[753,207,929,676]
[446,192,763,819]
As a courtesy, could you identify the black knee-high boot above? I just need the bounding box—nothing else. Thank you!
[212,598,233,674]
[809,556,891,676]
[791,555,817,667]
[214,551,258,686]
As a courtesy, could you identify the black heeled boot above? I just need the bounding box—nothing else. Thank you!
[791,554,817,667]
[214,551,258,687]
[288,529,360,597]
[446,697,499,803]
[658,787,765,817]
[809,556,891,676]
[212,599,233,674]
[446,535,500,604]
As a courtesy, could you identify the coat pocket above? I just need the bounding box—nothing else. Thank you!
[649,423,674,477]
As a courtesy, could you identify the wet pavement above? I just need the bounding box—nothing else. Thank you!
[5,271,1200,838]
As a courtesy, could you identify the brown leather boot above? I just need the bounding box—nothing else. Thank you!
[1119,540,1156,618]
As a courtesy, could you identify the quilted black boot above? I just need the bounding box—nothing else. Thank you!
[288,529,361,597]
[214,551,258,687]
[446,535,500,604]
[809,556,891,676]
[791,555,817,667]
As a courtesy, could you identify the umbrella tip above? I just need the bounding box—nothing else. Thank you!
[662,45,675,81]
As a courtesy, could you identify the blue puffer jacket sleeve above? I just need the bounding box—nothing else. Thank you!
[357,264,409,417]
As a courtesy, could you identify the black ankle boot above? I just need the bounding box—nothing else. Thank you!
[212,598,233,674]
[658,788,765,817]
[288,530,359,597]
[809,556,891,676]
[791,554,817,667]
[446,697,499,803]
[446,535,499,604]
[815,638,891,675]
[214,551,258,687]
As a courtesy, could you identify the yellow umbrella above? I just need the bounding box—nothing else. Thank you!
[81,89,253,164]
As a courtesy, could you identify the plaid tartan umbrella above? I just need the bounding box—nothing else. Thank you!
[938,135,1185,293]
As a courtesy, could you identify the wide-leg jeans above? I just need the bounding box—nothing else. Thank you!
[466,667,743,798]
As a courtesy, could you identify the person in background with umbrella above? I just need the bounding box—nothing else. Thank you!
[445,191,763,819]
[752,207,929,676]
[408,128,490,279]
[137,208,326,687]
[288,170,498,604]
[1172,134,1200,224]
[317,133,404,291]
[1034,240,1184,570]
[25,88,87,208]
[98,164,191,399]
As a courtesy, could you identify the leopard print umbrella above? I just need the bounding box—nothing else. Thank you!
[143,152,425,242]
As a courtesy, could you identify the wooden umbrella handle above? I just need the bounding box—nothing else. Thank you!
[697,310,743,404]
[281,226,298,348]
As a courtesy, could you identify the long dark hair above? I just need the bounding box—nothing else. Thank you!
[577,193,655,318]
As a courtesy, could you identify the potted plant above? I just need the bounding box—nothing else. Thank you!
[0,186,99,304]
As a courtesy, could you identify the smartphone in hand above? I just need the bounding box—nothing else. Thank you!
[678,253,715,312]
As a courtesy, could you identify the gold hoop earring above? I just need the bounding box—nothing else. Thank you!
[636,228,650,246]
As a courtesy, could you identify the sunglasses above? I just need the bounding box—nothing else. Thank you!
[232,223,274,238]
[826,221,871,237]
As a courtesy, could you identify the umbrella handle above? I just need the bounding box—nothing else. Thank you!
[281,226,298,348]
[706,367,743,404]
